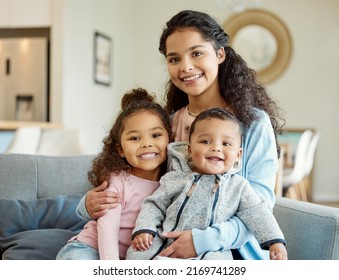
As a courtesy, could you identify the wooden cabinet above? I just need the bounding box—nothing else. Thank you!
[0,0,50,28]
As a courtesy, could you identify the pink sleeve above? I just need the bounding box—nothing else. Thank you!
[97,180,123,260]
[97,204,122,259]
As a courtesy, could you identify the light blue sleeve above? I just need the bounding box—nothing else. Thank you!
[193,218,248,253]
[239,109,278,208]
[192,109,278,255]
[75,194,92,221]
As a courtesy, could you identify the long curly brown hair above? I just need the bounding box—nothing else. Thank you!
[87,88,173,187]
[159,10,285,157]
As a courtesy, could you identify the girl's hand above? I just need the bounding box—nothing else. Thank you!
[85,181,121,219]
[269,243,288,260]
[132,233,154,251]
[158,230,197,258]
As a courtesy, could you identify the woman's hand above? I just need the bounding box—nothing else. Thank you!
[158,230,197,258]
[85,181,121,219]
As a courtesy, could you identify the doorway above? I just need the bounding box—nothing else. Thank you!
[0,28,50,122]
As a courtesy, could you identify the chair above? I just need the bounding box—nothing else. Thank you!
[5,127,85,156]
[304,133,320,178]
[37,129,85,156]
[5,127,42,154]
[302,132,320,200]
[282,129,314,201]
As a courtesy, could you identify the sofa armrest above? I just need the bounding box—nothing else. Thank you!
[273,197,339,260]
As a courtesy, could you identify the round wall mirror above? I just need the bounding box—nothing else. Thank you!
[223,9,292,84]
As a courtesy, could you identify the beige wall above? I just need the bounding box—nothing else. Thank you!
[49,0,339,201]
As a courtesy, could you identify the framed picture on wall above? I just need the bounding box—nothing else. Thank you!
[94,31,112,86]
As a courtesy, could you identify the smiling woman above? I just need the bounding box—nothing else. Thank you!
[223,8,293,84]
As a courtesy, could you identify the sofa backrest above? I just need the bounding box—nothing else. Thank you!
[0,153,94,200]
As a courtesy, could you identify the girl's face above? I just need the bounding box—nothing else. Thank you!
[189,118,242,175]
[116,111,169,181]
[165,29,225,99]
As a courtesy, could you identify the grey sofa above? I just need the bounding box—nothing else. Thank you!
[0,153,338,260]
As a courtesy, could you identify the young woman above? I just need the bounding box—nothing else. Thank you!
[56,88,173,259]
[77,10,284,260]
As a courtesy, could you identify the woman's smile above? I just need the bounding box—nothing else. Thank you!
[181,73,203,82]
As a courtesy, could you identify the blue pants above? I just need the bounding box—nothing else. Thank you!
[56,240,99,260]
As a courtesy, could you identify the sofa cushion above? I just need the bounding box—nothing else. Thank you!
[0,195,86,236]
[0,194,87,260]
[0,229,78,260]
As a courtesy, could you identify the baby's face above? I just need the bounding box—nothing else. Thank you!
[188,118,242,175]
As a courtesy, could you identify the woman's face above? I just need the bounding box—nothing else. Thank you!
[165,29,225,99]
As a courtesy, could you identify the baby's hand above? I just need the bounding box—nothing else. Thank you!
[132,233,154,251]
[269,243,288,260]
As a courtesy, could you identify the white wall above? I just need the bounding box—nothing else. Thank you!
[50,0,135,153]
[262,0,339,202]
[49,0,339,201]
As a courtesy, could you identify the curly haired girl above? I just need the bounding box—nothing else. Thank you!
[56,88,172,259]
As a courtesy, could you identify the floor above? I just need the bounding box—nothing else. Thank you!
[315,201,339,208]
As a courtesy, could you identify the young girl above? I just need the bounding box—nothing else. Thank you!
[78,10,285,260]
[56,88,172,259]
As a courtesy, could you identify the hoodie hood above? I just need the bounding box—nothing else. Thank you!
[167,141,242,175]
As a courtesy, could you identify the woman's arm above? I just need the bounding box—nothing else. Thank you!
[239,109,278,208]
[76,181,121,220]
[75,195,91,220]
[159,219,247,258]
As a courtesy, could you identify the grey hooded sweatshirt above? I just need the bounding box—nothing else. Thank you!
[126,142,285,260]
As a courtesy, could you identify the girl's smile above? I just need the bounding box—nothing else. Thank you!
[138,152,159,160]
